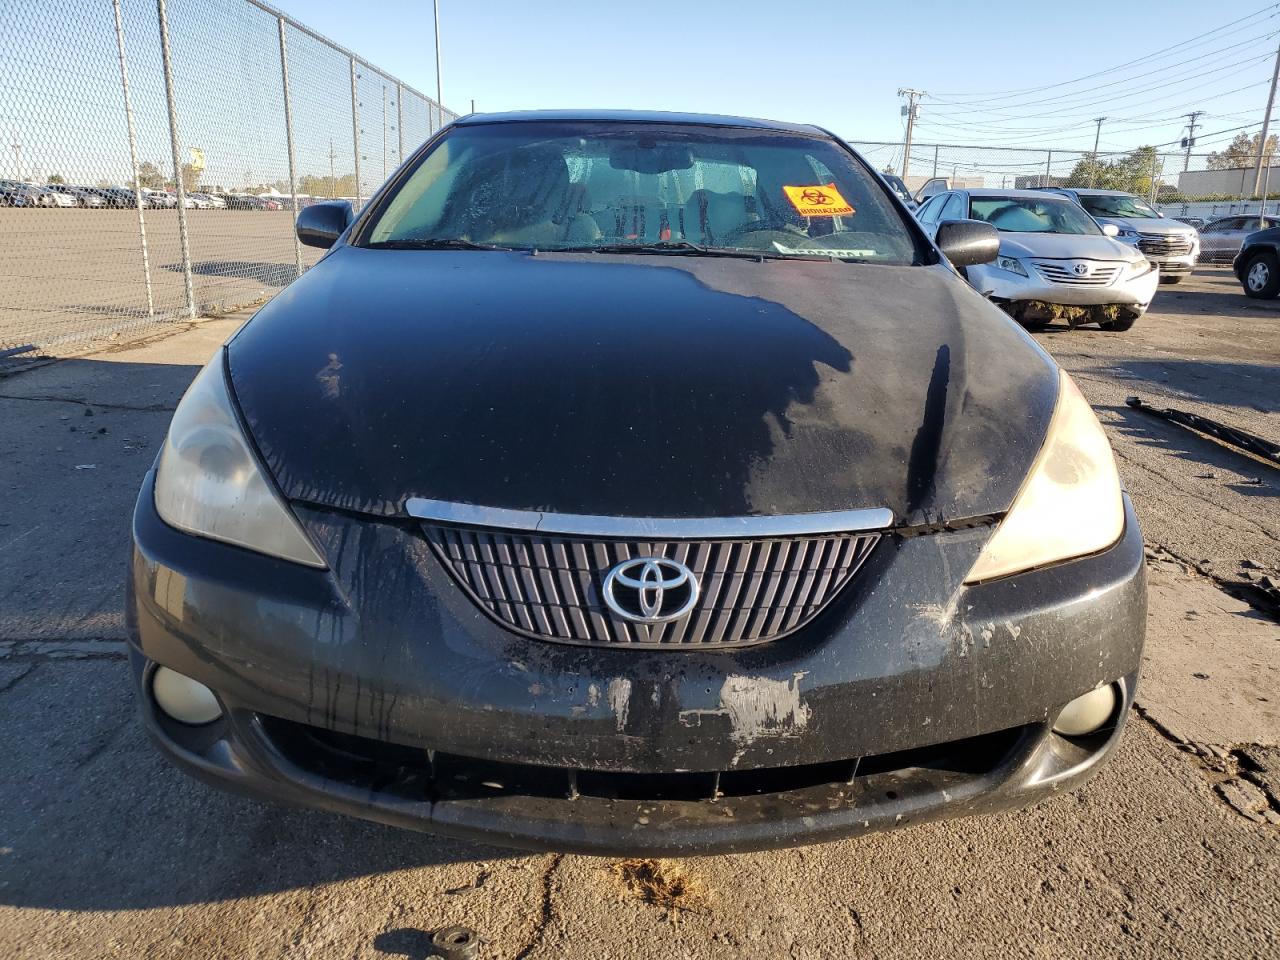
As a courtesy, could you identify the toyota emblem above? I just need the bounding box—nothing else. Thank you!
[602,557,699,623]
[1073,262,1091,276]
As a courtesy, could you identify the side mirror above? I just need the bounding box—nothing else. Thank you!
[296,200,353,249]
[935,219,1000,267]
[1157,211,1165,218]
[1101,223,1120,237]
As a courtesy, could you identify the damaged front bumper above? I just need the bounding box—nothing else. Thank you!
[970,260,1158,318]
[127,471,1147,855]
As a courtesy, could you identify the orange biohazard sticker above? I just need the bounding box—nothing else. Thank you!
[782,183,854,217]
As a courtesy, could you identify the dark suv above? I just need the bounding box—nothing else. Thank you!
[1234,224,1280,298]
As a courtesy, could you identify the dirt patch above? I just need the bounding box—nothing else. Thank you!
[611,858,710,917]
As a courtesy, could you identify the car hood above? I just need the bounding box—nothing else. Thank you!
[1093,216,1195,237]
[228,248,1059,526]
[999,233,1141,262]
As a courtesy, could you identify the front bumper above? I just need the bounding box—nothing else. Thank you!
[128,471,1147,854]
[970,263,1158,311]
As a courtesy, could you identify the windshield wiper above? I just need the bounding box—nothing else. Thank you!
[580,241,774,260]
[364,238,517,251]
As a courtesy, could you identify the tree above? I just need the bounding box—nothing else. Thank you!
[47,173,65,184]
[1206,132,1278,170]
[299,172,358,198]
[1064,146,1158,194]
[136,161,166,190]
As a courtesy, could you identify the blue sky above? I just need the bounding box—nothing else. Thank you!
[272,0,1279,156]
[2,0,1274,191]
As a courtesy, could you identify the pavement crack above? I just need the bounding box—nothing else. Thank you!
[0,393,175,413]
[513,853,563,960]
[1145,542,1280,623]
[0,662,35,693]
[0,639,128,661]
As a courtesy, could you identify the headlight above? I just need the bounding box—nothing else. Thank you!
[154,355,326,568]
[964,372,1123,583]
[1116,229,1139,241]
[995,255,1028,277]
[1123,258,1153,278]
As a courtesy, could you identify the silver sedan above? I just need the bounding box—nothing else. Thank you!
[1200,215,1274,264]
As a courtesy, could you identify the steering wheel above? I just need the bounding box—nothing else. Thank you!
[721,220,809,244]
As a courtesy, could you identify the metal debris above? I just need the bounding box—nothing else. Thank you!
[1125,396,1280,466]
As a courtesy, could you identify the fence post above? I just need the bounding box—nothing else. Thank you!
[111,0,154,322]
[155,0,196,319]
[350,57,362,206]
[1149,153,1159,204]
[397,83,404,164]
[277,16,302,280]
[932,145,938,179]
[1044,150,1052,187]
[381,84,388,182]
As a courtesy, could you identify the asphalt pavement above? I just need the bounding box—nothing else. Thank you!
[0,267,1276,959]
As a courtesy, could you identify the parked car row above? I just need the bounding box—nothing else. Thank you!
[0,180,297,210]
[890,174,1210,331]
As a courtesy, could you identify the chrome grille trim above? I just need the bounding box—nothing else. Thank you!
[1136,233,1193,256]
[405,497,894,537]
[423,525,881,648]
[1031,260,1122,286]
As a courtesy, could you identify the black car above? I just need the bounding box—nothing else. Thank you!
[128,110,1145,855]
[879,172,918,211]
[1234,225,1280,298]
[93,186,138,208]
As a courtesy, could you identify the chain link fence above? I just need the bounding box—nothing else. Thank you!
[0,0,457,359]
[849,140,1280,221]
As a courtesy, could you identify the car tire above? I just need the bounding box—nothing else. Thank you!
[1099,316,1138,332]
[1243,251,1280,299]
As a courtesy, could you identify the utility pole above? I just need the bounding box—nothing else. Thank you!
[898,88,924,179]
[433,0,444,129]
[1089,117,1106,187]
[10,137,22,181]
[1254,36,1280,197]
[1177,110,1198,172]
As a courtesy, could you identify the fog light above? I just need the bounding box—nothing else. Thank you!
[1053,684,1118,737]
[151,666,223,725]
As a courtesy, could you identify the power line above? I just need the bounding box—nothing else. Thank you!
[931,3,1279,101]
[925,47,1276,121]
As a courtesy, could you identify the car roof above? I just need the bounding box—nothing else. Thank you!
[1055,188,1138,197]
[453,109,825,136]
[964,188,1082,200]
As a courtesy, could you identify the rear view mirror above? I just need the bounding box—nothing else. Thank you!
[935,219,1000,267]
[608,143,694,175]
[296,200,353,249]
[1101,223,1120,237]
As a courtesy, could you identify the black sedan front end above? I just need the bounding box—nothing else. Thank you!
[126,111,1145,855]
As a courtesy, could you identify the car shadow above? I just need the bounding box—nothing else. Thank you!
[0,657,517,912]
[1101,403,1279,490]
[163,260,301,287]
[0,354,522,912]
[1104,359,1279,414]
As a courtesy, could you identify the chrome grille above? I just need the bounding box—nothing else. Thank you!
[1137,233,1193,257]
[423,525,880,648]
[1032,261,1122,286]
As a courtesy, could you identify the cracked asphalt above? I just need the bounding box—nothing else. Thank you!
[1,267,1277,959]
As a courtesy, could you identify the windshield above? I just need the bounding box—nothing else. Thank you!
[968,197,1102,235]
[1077,194,1159,219]
[363,122,920,263]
